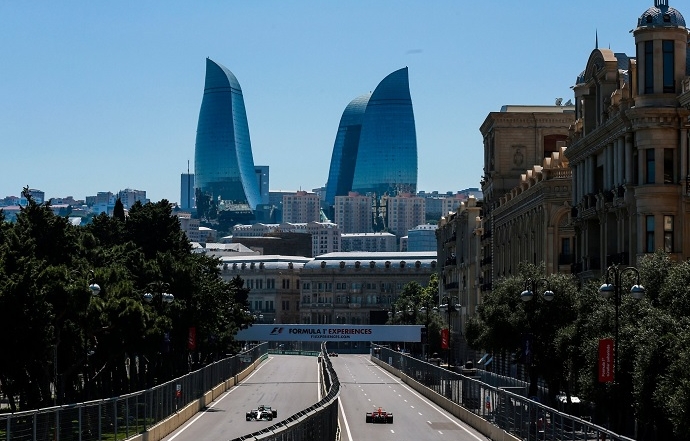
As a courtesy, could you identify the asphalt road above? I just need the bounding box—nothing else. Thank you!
[331,354,488,441]
[162,354,320,441]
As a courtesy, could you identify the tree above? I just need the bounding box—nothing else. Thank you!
[0,190,258,410]
[113,197,125,221]
[466,262,578,401]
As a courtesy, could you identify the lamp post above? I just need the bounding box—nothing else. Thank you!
[599,264,645,432]
[440,296,459,366]
[143,282,174,385]
[54,271,101,406]
[520,277,554,398]
[419,297,438,361]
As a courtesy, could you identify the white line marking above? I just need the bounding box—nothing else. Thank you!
[372,358,485,441]
[338,396,354,441]
[166,357,274,440]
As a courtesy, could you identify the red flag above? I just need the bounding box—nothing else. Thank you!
[598,338,614,383]
[441,328,449,349]
[188,327,197,351]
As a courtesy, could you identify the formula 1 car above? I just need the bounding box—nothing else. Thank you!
[246,405,277,421]
[366,407,393,424]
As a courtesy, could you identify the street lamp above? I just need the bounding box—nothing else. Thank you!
[440,296,460,366]
[519,277,554,398]
[143,282,174,305]
[520,278,554,303]
[598,264,645,431]
[419,302,438,361]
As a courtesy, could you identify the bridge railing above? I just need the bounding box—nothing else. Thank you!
[373,346,634,441]
[0,343,268,441]
[230,342,340,441]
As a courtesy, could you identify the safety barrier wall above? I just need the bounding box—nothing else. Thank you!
[0,344,268,441]
[373,346,635,441]
[229,342,340,441]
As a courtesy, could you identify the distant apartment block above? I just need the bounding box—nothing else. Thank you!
[233,221,340,257]
[386,193,425,236]
[118,189,148,209]
[334,192,373,233]
[255,166,270,205]
[340,232,397,252]
[406,224,438,252]
[86,192,116,215]
[283,191,320,223]
[178,212,203,243]
[180,173,195,210]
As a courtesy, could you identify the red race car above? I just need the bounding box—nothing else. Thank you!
[366,407,393,424]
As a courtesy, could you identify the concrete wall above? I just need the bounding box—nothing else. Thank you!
[370,355,520,441]
[130,354,268,441]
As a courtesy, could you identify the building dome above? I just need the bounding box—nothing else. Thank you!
[637,1,685,28]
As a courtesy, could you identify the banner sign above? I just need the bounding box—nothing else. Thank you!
[235,324,423,342]
[598,338,614,383]
[188,327,196,351]
[440,328,449,349]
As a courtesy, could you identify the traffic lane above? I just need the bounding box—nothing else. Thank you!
[163,355,319,441]
[332,354,486,441]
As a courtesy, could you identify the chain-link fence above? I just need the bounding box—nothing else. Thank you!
[230,342,340,441]
[374,346,634,441]
[0,343,267,441]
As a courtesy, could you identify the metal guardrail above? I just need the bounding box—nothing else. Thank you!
[0,344,268,441]
[230,342,340,441]
[375,346,634,441]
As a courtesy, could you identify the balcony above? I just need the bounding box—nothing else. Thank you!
[444,282,459,291]
[558,253,573,265]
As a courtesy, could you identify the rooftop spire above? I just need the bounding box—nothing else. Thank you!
[655,0,668,7]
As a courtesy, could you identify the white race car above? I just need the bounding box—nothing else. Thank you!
[246,405,278,421]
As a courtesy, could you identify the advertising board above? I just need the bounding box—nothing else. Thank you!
[235,324,423,342]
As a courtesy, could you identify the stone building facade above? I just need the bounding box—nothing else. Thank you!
[492,145,575,278]
[437,195,483,364]
[565,1,690,276]
[479,105,575,292]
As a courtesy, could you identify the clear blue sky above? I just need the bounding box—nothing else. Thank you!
[0,1,661,204]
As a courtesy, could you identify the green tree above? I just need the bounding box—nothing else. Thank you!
[466,262,578,400]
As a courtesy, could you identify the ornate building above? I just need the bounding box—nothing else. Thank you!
[298,252,436,325]
[479,105,575,292]
[492,145,574,277]
[565,0,690,276]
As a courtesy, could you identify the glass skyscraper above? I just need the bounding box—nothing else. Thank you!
[194,58,261,210]
[324,67,417,206]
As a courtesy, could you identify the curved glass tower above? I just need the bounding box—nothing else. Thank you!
[324,93,371,205]
[324,67,417,205]
[194,58,261,209]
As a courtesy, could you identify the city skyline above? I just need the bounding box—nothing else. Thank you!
[0,0,662,203]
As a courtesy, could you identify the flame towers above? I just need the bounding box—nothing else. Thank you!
[194,58,261,210]
[325,67,417,206]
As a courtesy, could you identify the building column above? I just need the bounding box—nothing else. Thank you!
[681,129,688,192]
[625,134,634,185]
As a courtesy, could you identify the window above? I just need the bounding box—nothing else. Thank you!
[646,149,655,184]
[282,300,289,311]
[664,149,674,184]
[664,215,674,253]
[646,215,655,253]
[645,40,654,94]
[663,40,675,93]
